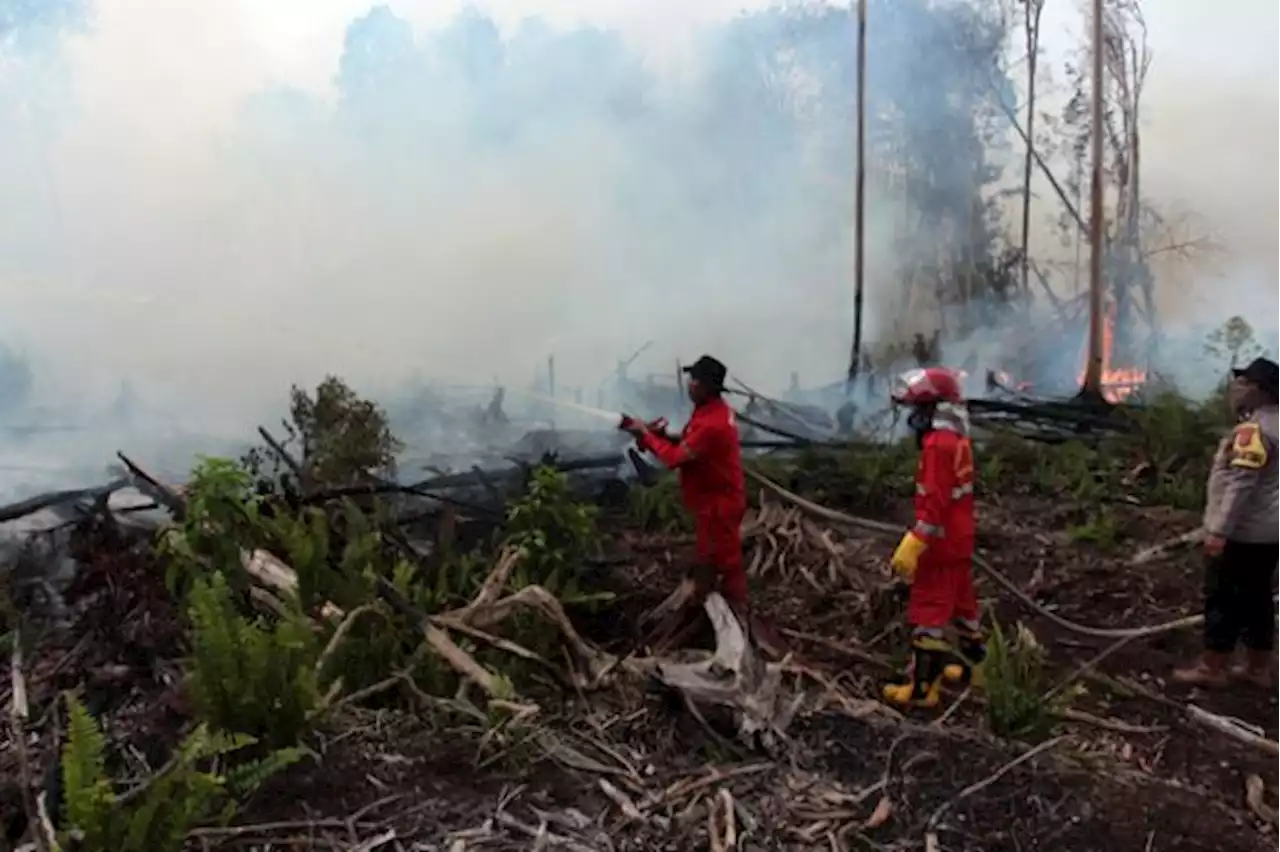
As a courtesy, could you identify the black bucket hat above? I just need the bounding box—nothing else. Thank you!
[682,355,728,391]
[1232,357,1279,402]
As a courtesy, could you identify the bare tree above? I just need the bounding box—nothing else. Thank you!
[1100,0,1152,357]
[1017,0,1047,316]
[1062,0,1160,362]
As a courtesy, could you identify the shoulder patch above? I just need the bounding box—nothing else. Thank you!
[1229,422,1267,470]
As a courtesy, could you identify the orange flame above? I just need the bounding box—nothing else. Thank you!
[1078,306,1146,403]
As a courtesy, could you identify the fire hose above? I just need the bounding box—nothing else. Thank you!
[510,391,1206,640]
[744,469,1205,640]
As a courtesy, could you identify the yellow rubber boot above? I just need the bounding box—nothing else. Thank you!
[944,662,985,688]
[883,636,949,710]
[943,629,987,688]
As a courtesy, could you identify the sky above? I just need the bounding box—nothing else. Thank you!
[0,0,1276,424]
[1037,0,1278,323]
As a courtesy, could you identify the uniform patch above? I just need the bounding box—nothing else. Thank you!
[1229,422,1267,470]
[953,438,975,482]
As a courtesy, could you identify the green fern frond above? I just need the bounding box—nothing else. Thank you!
[223,746,311,799]
[61,694,115,836]
[185,571,322,746]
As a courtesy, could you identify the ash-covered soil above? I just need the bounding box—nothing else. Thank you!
[2,484,1276,851]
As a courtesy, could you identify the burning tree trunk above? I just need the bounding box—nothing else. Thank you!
[1100,0,1152,365]
[1080,0,1107,402]
[1064,0,1153,381]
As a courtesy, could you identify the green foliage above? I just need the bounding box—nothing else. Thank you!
[262,497,487,696]
[1102,387,1230,511]
[58,695,305,852]
[61,696,113,846]
[504,466,601,602]
[767,440,917,512]
[983,621,1067,741]
[164,446,484,705]
[154,381,622,733]
[158,457,264,599]
[627,473,690,533]
[1067,510,1121,551]
[318,554,472,699]
[971,387,1229,512]
[288,375,404,488]
[185,572,323,747]
[1120,389,1227,468]
[260,500,386,617]
[833,440,918,505]
[1029,440,1107,502]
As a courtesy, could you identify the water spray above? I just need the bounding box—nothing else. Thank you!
[503,389,626,425]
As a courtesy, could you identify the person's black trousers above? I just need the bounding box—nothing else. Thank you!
[1203,539,1279,653]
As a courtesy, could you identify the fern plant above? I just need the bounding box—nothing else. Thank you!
[185,572,323,747]
[316,556,466,699]
[259,500,387,617]
[58,695,306,852]
[983,621,1068,741]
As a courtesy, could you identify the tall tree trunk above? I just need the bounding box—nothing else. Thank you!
[1082,0,1107,400]
[1018,1,1044,319]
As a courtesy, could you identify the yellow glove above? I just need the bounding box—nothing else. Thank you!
[890,531,929,582]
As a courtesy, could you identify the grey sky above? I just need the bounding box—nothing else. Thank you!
[3,0,1276,415]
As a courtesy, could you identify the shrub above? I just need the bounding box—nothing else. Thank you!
[1067,509,1122,551]
[287,375,403,488]
[184,572,324,747]
[627,472,690,533]
[158,457,265,599]
[983,621,1066,741]
[503,466,600,602]
[58,694,305,852]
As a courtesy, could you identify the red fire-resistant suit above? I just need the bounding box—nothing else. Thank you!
[905,428,978,629]
[637,398,748,602]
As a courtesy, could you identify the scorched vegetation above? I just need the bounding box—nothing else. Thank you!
[1,364,1275,852]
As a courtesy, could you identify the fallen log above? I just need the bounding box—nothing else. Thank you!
[0,481,130,526]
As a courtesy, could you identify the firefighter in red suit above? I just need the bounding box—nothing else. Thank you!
[883,367,986,709]
[619,355,749,622]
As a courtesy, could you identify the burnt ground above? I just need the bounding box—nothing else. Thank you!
[2,489,1277,851]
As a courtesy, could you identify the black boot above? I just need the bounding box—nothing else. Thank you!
[945,628,987,687]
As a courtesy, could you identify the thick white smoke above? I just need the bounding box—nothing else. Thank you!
[0,0,1274,491]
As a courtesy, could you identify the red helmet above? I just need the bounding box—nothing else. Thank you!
[891,367,964,406]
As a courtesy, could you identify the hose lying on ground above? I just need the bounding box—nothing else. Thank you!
[743,468,1205,640]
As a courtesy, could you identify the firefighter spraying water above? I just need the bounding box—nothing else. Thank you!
[618,355,755,649]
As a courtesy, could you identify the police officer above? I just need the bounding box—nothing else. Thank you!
[1174,357,1280,688]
